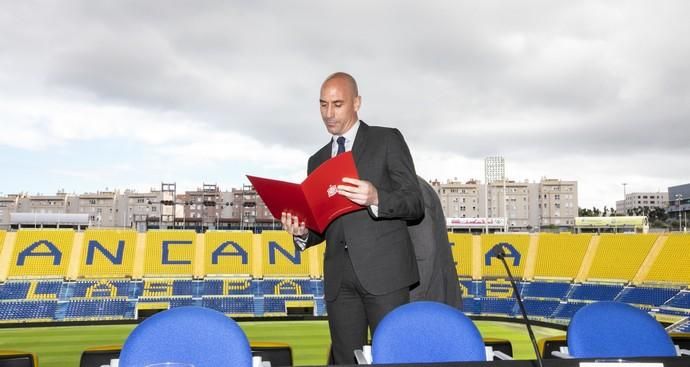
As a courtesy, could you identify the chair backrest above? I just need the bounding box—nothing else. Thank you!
[567,301,677,358]
[372,301,486,364]
[119,306,252,367]
[0,350,37,367]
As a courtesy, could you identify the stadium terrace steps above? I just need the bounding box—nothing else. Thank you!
[644,234,690,284]
[585,234,658,281]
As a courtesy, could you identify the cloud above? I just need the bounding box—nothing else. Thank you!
[1,1,689,208]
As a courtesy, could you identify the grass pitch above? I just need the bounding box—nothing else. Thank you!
[0,320,564,366]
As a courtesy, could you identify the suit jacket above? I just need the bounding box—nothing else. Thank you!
[408,176,463,308]
[302,121,423,301]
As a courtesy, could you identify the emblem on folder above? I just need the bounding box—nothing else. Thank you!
[327,184,338,198]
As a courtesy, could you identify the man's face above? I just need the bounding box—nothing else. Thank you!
[320,78,360,136]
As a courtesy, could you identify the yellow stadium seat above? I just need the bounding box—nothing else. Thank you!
[481,234,530,278]
[143,230,196,277]
[261,231,310,277]
[587,234,658,281]
[645,234,690,284]
[533,233,591,279]
[9,229,75,278]
[79,229,136,278]
[142,279,174,297]
[449,234,473,278]
[204,231,253,276]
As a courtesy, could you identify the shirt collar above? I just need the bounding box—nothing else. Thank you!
[332,120,360,144]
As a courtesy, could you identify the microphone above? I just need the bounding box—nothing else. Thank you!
[491,243,544,367]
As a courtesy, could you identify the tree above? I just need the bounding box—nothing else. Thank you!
[578,207,593,217]
[592,206,601,217]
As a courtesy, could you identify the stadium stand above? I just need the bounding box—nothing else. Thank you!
[143,230,197,277]
[481,234,530,278]
[484,279,514,298]
[645,234,690,284]
[26,280,62,299]
[203,278,255,296]
[202,295,255,316]
[462,297,481,314]
[2,231,690,324]
[533,233,590,279]
[8,229,75,278]
[449,233,473,278]
[261,231,309,277]
[569,283,624,301]
[552,301,588,320]
[665,291,690,309]
[259,278,314,296]
[522,299,561,318]
[79,229,136,278]
[520,281,571,299]
[0,281,31,300]
[615,285,681,306]
[64,298,134,320]
[204,231,253,276]
[141,279,193,297]
[263,295,315,316]
[72,280,132,298]
[586,234,657,281]
[479,297,516,315]
[0,300,57,322]
[459,278,486,297]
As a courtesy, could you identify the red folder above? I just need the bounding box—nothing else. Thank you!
[247,151,364,233]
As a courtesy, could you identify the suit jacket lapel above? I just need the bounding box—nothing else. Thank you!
[314,142,331,166]
[352,120,369,166]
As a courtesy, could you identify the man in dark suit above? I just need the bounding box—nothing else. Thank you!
[281,72,423,364]
[408,176,463,308]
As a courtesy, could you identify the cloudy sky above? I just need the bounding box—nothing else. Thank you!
[1,1,689,209]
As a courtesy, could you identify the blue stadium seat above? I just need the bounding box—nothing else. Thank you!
[0,281,31,300]
[569,283,624,301]
[260,278,314,295]
[202,278,255,296]
[523,299,560,317]
[202,296,255,315]
[616,286,680,306]
[552,302,588,319]
[0,300,57,321]
[119,306,252,367]
[72,280,131,298]
[462,298,480,314]
[169,298,195,308]
[372,301,486,363]
[521,281,571,299]
[263,296,314,315]
[480,297,516,315]
[567,301,677,358]
[64,299,134,319]
[665,291,690,309]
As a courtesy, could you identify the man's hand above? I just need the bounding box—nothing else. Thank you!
[338,177,379,206]
[281,211,308,238]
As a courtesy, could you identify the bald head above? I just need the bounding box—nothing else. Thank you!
[322,72,359,98]
[320,72,361,135]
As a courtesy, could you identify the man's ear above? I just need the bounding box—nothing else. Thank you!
[354,95,362,112]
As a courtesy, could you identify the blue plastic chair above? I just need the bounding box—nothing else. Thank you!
[119,306,252,367]
[567,301,677,358]
[372,301,486,364]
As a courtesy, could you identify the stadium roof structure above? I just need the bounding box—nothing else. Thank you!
[10,212,89,225]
